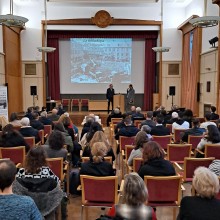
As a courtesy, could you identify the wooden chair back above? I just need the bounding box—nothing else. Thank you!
[166,124,172,134]
[38,129,44,144]
[188,135,203,150]
[173,128,187,143]
[125,145,134,161]
[46,157,64,180]
[133,158,143,172]
[0,146,25,166]
[144,175,182,206]
[205,144,220,159]
[167,144,192,163]
[119,136,135,152]
[183,157,215,182]
[44,125,52,137]
[24,137,35,148]
[152,135,173,150]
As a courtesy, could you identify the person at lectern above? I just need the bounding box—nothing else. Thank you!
[126,84,135,111]
[106,84,115,114]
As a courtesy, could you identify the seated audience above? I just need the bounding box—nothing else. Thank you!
[160,109,171,126]
[138,141,175,179]
[127,131,148,166]
[140,111,156,129]
[200,113,217,130]
[83,130,115,161]
[181,118,205,143]
[108,172,157,220]
[47,108,60,121]
[127,105,136,116]
[0,124,30,153]
[57,104,65,116]
[106,108,122,127]
[150,114,170,136]
[79,142,115,177]
[172,111,189,133]
[39,111,53,126]
[19,117,40,143]
[81,113,101,125]
[80,116,95,140]
[153,105,165,117]
[33,106,40,116]
[183,109,194,128]
[24,107,34,120]
[9,112,22,127]
[114,113,130,135]
[209,159,220,176]
[131,107,145,122]
[80,122,103,149]
[177,167,220,220]
[46,122,73,151]
[196,125,220,156]
[43,130,68,161]
[115,117,139,140]
[30,112,44,130]
[0,160,41,219]
[141,125,153,140]
[14,147,64,219]
[210,106,219,120]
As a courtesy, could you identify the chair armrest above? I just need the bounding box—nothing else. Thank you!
[181,184,186,191]
[195,148,204,155]
[122,150,125,158]
[119,180,124,193]
[44,134,48,139]
[36,141,41,146]
[116,140,119,145]
[162,149,167,155]
[173,162,183,171]
[16,163,22,168]
[77,185,82,191]
[127,165,133,173]
[80,150,83,158]
[190,151,194,155]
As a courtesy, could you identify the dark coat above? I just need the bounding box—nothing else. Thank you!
[115,125,139,140]
[30,120,44,130]
[150,125,170,136]
[138,158,175,179]
[19,127,40,143]
[106,88,115,101]
[181,127,206,143]
[39,117,53,126]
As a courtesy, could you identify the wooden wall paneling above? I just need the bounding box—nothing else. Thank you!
[3,26,23,115]
[0,53,5,85]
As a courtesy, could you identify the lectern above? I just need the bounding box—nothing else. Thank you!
[114,94,124,113]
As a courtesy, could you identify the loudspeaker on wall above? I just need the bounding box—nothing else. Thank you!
[169,86,176,96]
[30,86,37,96]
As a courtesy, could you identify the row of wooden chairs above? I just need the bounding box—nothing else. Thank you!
[62,98,89,112]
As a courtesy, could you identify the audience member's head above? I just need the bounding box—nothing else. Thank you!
[90,130,110,150]
[62,116,71,128]
[142,141,165,162]
[178,111,184,119]
[91,142,107,163]
[27,107,33,113]
[9,112,19,122]
[131,106,136,112]
[86,122,103,143]
[206,125,220,143]
[54,122,66,132]
[136,107,141,113]
[124,117,132,126]
[41,106,47,112]
[171,112,178,119]
[123,172,148,206]
[32,112,39,120]
[146,111,153,119]
[113,108,120,114]
[2,124,14,135]
[40,111,47,118]
[192,118,200,127]
[48,130,65,150]
[155,114,164,124]
[24,146,48,174]
[0,160,17,192]
[141,125,151,134]
[193,167,219,199]
[211,106,217,113]
[134,131,148,150]
[20,117,30,126]
[51,108,58,115]
[183,109,193,118]
[85,116,95,125]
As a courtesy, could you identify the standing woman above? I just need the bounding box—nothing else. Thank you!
[126,84,135,111]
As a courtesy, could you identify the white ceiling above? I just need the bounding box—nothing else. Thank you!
[13,0,193,7]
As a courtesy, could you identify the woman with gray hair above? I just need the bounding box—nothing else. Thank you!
[177,167,220,220]
[108,172,156,220]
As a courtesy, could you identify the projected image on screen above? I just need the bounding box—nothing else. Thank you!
[70,38,132,83]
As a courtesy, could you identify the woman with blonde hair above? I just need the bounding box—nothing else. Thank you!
[108,172,157,220]
[177,167,220,220]
[79,142,115,177]
[84,130,115,161]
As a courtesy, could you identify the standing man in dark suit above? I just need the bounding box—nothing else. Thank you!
[106,84,115,114]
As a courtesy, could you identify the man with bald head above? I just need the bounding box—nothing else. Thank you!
[48,108,60,121]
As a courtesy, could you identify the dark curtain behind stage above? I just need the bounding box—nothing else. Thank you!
[47,30,158,110]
